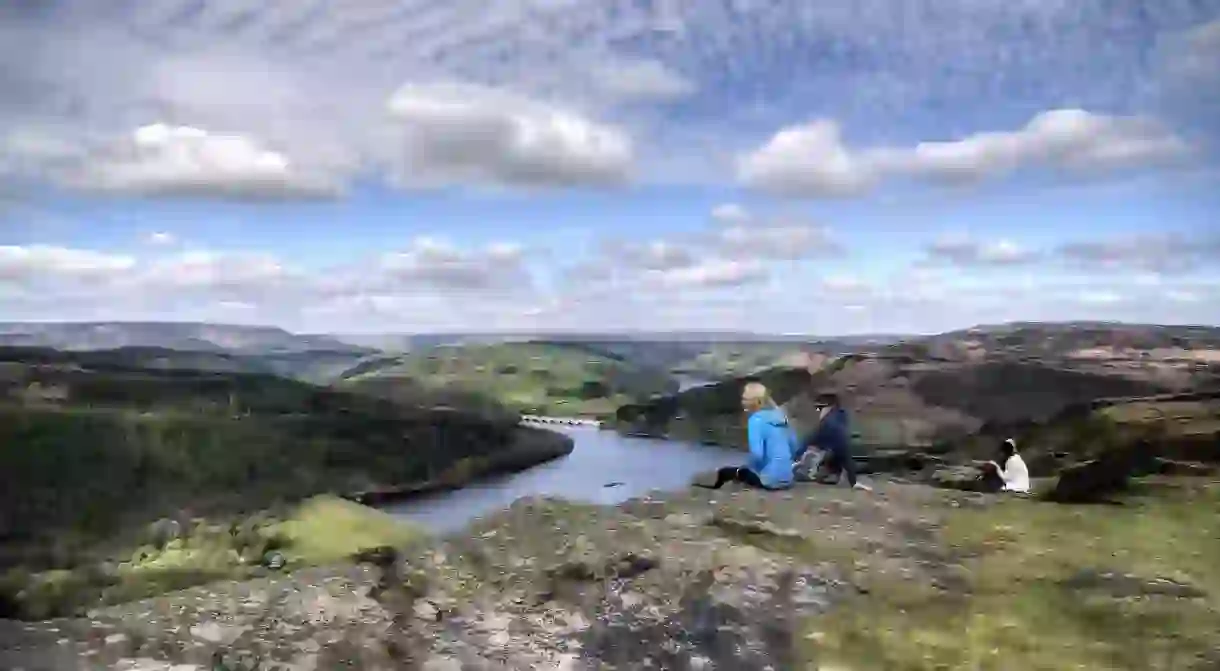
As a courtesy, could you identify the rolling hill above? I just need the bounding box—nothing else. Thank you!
[338,341,681,418]
[612,322,1220,450]
[0,345,571,575]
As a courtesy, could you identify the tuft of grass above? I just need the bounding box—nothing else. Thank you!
[267,495,426,567]
[802,479,1220,670]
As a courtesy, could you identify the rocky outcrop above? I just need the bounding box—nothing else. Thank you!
[0,481,977,670]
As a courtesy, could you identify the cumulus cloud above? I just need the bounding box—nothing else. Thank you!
[924,236,1038,267]
[386,82,634,189]
[373,237,532,292]
[137,250,294,294]
[0,245,136,283]
[576,203,838,298]
[0,237,547,330]
[5,2,1218,196]
[600,240,698,271]
[64,123,344,199]
[1058,233,1220,274]
[713,223,837,261]
[591,59,696,104]
[705,205,840,260]
[642,259,768,289]
[740,110,1193,197]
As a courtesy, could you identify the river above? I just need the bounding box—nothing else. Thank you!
[380,427,741,533]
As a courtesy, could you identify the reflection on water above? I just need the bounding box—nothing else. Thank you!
[379,426,741,533]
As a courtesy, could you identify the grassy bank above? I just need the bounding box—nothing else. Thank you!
[804,479,1220,670]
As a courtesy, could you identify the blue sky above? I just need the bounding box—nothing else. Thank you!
[1,0,1218,334]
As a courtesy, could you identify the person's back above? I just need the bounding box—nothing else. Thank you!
[999,451,1031,493]
[696,381,796,490]
[806,395,870,491]
[747,407,797,489]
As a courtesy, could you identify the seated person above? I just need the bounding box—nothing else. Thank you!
[696,382,796,490]
[977,438,1031,493]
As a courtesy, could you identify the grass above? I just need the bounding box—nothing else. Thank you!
[268,495,425,566]
[804,479,1220,670]
[0,495,425,620]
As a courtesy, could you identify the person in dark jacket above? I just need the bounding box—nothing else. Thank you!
[804,393,871,491]
[695,382,797,490]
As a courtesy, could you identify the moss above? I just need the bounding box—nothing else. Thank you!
[266,495,426,567]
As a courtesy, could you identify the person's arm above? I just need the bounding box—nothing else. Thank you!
[746,415,766,472]
[792,427,813,462]
[999,456,1027,489]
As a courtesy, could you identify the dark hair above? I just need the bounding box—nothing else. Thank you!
[815,392,840,407]
[999,439,1017,460]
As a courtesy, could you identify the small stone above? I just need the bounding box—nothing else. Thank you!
[414,600,440,622]
[421,657,463,671]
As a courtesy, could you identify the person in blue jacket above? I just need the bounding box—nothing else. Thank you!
[695,381,797,490]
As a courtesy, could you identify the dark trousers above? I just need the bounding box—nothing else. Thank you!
[701,466,765,489]
[825,444,859,487]
[980,470,1005,493]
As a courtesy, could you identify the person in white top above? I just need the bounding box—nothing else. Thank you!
[985,438,1031,493]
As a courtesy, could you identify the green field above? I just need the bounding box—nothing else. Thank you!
[670,343,807,378]
[340,342,680,419]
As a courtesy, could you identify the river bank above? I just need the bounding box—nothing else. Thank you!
[4,475,1217,670]
[344,426,575,506]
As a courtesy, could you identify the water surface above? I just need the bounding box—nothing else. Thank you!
[380,427,741,533]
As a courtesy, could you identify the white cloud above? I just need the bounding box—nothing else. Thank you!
[602,239,697,271]
[925,236,1038,266]
[63,123,343,199]
[643,259,768,289]
[591,59,695,104]
[145,232,177,246]
[1058,233,1220,274]
[133,251,295,301]
[0,245,136,282]
[3,237,1218,333]
[386,82,633,189]
[3,2,1217,196]
[714,223,837,261]
[738,120,879,197]
[574,204,838,299]
[703,204,839,260]
[374,237,532,292]
[1075,290,1123,305]
[710,203,750,224]
[740,110,1193,197]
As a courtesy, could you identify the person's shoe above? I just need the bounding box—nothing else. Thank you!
[852,482,873,492]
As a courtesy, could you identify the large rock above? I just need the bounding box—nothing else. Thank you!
[1046,441,1159,503]
[929,466,986,492]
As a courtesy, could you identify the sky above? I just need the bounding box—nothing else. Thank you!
[1,0,1219,336]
